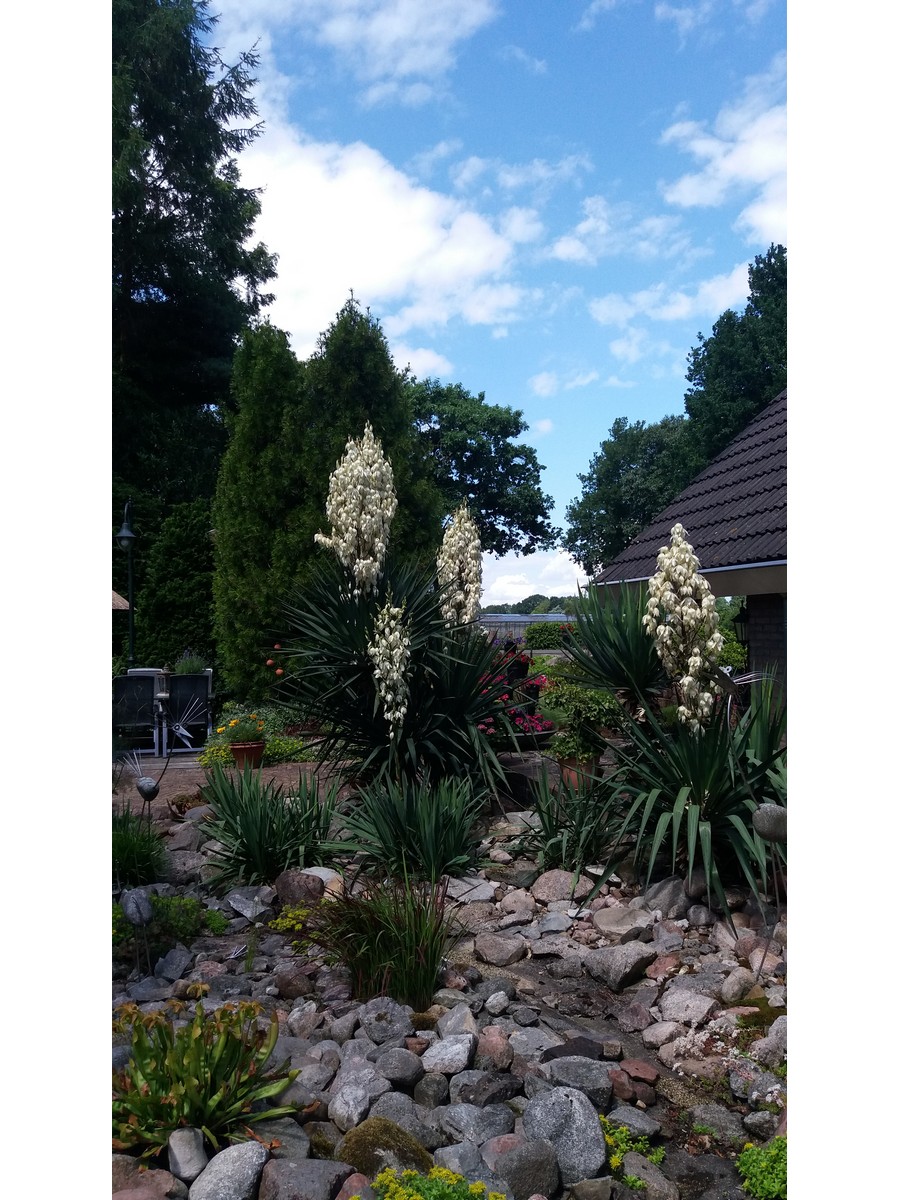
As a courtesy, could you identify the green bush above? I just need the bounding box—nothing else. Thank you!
[367,1166,509,1200]
[565,584,668,711]
[113,807,167,889]
[286,876,462,1010]
[515,771,630,880]
[197,733,310,769]
[524,621,575,650]
[201,763,339,887]
[736,1137,787,1200]
[112,999,298,1156]
[336,775,487,882]
[113,895,229,959]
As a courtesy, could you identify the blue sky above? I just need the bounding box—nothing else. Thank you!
[210,0,787,603]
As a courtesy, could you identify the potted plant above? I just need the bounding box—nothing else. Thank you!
[550,725,604,791]
[215,712,266,769]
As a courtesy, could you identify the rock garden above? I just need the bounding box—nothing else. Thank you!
[112,431,787,1200]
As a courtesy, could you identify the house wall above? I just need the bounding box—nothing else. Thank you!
[749,593,786,681]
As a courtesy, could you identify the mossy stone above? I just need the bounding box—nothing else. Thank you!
[336,1116,433,1177]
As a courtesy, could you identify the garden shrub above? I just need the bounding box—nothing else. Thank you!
[113,895,229,961]
[337,774,487,882]
[524,621,575,650]
[275,876,462,1011]
[113,807,167,889]
[365,1166,509,1200]
[735,1137,787,1200]
[112,999,298,1156]
[201,764,340,888]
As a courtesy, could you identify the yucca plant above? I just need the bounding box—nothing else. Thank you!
[602,694,786,912]
[337,774,488,882]
[201,764,340,887]
[515,769,631,883]
[564,583,668,712]
[112,999,298,1156]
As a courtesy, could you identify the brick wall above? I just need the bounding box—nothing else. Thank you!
[749,593,786,682]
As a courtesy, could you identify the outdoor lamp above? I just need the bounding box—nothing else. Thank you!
[116,500,137,668]
[733,602,749,649]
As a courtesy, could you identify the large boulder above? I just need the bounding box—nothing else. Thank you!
[522,1087,607,1185]
[336,1116,433,1178]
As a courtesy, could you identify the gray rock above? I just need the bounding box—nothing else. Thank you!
[591,906,655,939]
[522,1086,608,1185]
[605,1106,661,1138]
[126,977,174,1003]
[273,868,325,905]
[257,1159,355,1200]
[689,1103,746,1148]
[328,1082,374,1132]
[421,1034,477,1075]
[224,886,276,922]
[459,1071,524,1108]
[474,932,527,966]
[658,988,718,1026]
[507,1027,565,1057]
[328,1011,359,1045]
[165,851,207,885]
[446,876,498,903]
[433,1139,508,1190]
[168,823,202,852]
[728,1061,784,1108]
[687,904,716,927]
[414,1072,450,1108]
[543,1056,613,1108]
[752,804,787,843]
[188,1140,268,1200]
[437,1003,479,1038]
[621,1153,679,1200]
[641,1022,685,1050]
[720,967,758,1005]
[752,1015,787,1068]
[449,1070,488,1104]
[432,987,470,1007]
[491,1137,560,1200]
[484,991,510,1015]
[440,1102,516,1145]
[584,942,657,991]
[274,962,315,1001]
[531,869,593,903]
[569,1181,615,1200]
[121,888,154,926]
[155,944,194,982]
[537,912,573,934]
[252,1118,312,1162]
[743,1110,779,1139]
[167,1128,208,1183]
[368,1092,447,1151]
[376,1047,426,1089]
[356,997,415,1045]
[643,876,687,916]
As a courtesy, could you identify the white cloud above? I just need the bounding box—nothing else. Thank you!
[575,0,624,33]
[500,45,547,74]
[588,262,749,328]
[609,328,648,364]
[391,343,454,378]
[604,375,637,388]
[654,3,717,40]
[549,196,691,265]
[481,550,589,606]
[564,370,599,389]
[221,1,501,106]
[407,138,464,180]
[529,371,559,397]
[496,154,593,192]
[499,207,544,243]
[660,54,787,243]
[533,419,554,435]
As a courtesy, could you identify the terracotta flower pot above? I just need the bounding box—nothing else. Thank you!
[230,741,265,769]
[558,757,602,791]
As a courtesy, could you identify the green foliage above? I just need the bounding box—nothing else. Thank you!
[563,414,700,574]
[603,688,786,910]
[515,771,630,879]
[292,877,462,1011]
[112,999,298,1156]
[135,500,216,666]
[735,1137,787,1200]
[367,1165,509,1200]
[113,895,229,958]
[408,377,560,556]
[524,621,575,649]
[541,675,623,760]
[113,807,167,888]
[278,556,512,791]
[337,776,488,882]
[685,245,787,463]
[564,584,668,710]
[199,700,310,765]
[200,764,339,888]
[600,1114,665,1181]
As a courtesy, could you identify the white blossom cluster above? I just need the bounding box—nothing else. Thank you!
[643,523,725,732]
[367,595,411,740]
[314,423,397,594]
[436,503,483,626]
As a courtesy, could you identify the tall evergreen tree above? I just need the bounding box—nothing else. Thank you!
[112,0,277,601]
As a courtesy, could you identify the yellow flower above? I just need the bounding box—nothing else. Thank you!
[229,719,239,727]
[217,727,225,734]
[468,1185,487,1196]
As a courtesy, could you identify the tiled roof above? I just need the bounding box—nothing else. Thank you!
[597,389,786,584]
[113,589,130,610]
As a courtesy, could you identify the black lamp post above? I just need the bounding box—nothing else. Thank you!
[115,500,137,669]
[733,602,749,651]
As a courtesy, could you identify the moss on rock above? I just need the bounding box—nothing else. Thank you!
[336,1116,433,1177]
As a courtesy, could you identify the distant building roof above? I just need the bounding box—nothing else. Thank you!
[597,389,786,595]
[113,590,130,610]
